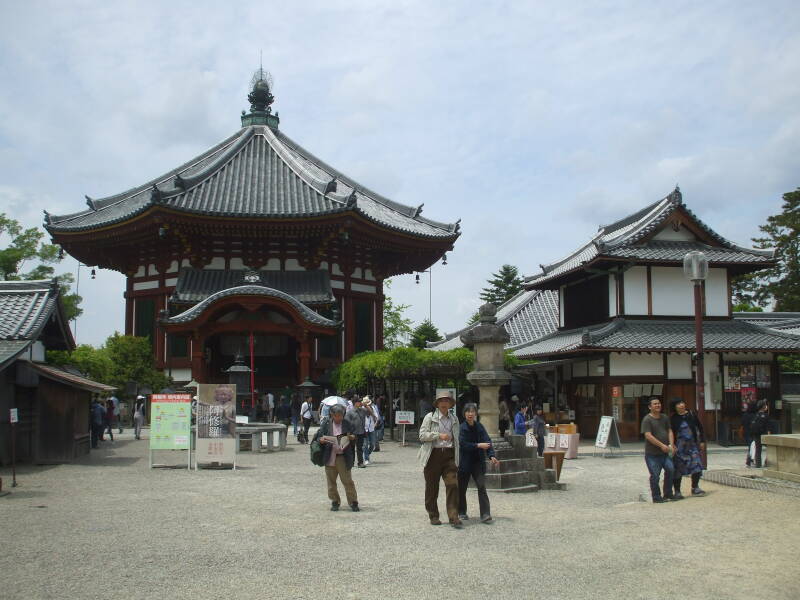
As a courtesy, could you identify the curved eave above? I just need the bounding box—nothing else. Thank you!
[161,285,340,330]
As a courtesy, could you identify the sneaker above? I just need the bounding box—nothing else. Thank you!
[691,488,706,497]
[364,460,370,466]
[357,463,365,468]
[330,502,340,512]
[652,498,667,503]
[430,518,442,526]
[672,493,685,500]
[458,514,469,521]
[350,503,360,512]
[480,515,493,523]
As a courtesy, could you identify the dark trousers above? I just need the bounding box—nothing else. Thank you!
[674,472,701,494]
[424,448,459,522]
[91,423,102,448]
[744,434,753,466]
[302,417,312,442]
[355,433,366,465]
[536,435,545,457]
[457,466,491,518]
[499,419,509,437]
[754,437,763,468]
[645,453,675,500]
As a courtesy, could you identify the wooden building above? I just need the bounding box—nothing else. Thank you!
[512,188,800,441]
[0,280,115,464]
[45,70,459,390]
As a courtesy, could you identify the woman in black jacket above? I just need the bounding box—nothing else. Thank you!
[670,399,706,498]
[458,403,499,523]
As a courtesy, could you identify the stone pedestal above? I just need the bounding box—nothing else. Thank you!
[461,303,511,438]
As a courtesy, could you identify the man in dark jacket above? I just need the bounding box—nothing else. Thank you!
[750,400,772,468]
[314,404,359,512]
[458,403,499,523]
[741,402,757,467]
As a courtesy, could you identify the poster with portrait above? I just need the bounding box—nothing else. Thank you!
[756,365,771,388]
[196,383,237,466]
[726,366,741,391]
[740,387,757,405]
[740,365,755,387]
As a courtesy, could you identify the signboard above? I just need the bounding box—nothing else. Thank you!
[9,408,18,424]
[546,433,557,448]
[559,435,570,449]
[196,384,237,467]
[525,429,537,447]
[395,411,415,425]
[149,394,192,450]
[594,416,621,449]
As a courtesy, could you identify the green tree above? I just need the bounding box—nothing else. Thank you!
[410,319,441,349]
[479,264,524,307]
[0,213,82,319]
[47,344,113,383]
[732,188,800,311]
[382,279,413,349]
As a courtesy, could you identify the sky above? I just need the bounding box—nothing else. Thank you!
[1,1,798,347]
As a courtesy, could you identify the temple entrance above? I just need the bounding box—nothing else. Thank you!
[204,333,299,391]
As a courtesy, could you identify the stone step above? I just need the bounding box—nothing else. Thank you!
[483,470,535,489]
[498,484,540,494]
[486,457,543,473]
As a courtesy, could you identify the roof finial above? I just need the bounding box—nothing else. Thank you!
[671,184,683,204]
[242,67,279,128]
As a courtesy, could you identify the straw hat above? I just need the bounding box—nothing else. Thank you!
[433,392,455,408]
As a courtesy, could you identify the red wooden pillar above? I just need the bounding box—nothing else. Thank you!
[298,333,311,383]
[191,334,206,383]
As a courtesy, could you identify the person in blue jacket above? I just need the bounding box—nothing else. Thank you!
[458,403,499,523]
[514,404,529,435]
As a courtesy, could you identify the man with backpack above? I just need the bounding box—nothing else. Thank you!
[313,404,359,512]
[750,400,772,468]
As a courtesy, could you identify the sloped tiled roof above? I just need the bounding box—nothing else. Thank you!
[428,289,559,351]
[525,188,773,288]
[164,285,338,328]
[0,280,59,340]
[46,125,459,240]
[171,268,334,306]
[513,318,800,359]
[0,340,33,370]
[734,312,800,336]
[22,360,116,393]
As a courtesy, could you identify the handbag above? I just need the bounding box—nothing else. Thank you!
[310,438,325,466]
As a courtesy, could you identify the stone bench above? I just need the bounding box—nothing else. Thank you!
[236,423,288,453]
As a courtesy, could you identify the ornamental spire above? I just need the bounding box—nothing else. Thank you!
[241,67,279,128]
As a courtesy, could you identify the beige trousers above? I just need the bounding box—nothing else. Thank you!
[325,455,358,505]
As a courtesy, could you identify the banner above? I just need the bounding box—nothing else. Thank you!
[150,394,192,450]
[196,384,237,465]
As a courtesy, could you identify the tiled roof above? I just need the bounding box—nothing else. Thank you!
[46,125,459,240]
[428,289,559,351]
[171,268,334,306]
[513,318,800,359]
[164,285,338,328]
[0,280,59,340]
[0,340,33,371]
[22,360,116,393]
[733,312,800,337]
[525,188,773,287]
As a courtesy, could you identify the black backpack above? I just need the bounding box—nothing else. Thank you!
[750,413,767,437]
[310,437,324,466]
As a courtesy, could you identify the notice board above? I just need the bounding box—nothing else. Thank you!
[149,394,192,450]
[196,383,237,466]
[594,415,621,449]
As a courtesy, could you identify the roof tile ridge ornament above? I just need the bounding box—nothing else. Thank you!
[453,218,461,233]
[324,178,338,196]
[42,209,51,226]
[150,184,163,204]
[85,196,97,211]
[345,190,357,209]
[413,204,424,218]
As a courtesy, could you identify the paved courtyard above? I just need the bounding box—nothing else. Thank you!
[1,429,798,600]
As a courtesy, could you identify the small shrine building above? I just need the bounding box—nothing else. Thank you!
[45,70,459,391]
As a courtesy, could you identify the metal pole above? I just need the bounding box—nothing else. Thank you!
[73,263,81,341]
[249,332,255,409]
[11,421,17,487]
[429,269,432,323]
[694,281,707,464]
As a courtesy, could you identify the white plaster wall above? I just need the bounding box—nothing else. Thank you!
[588,358,605,376]
[364,269,375,281]
[167,260,179,273]
[651,267,693,315]
[572,361,588,377]
[331,280,345,289]
[165,277,178,287]
[653,225,695,241]
[609,352,663,376]
[608,274,617,317]
[667,353,692,379]
[285,258,305,271]
[320,261,328,271]
[332,263,343,276]
[205,257,225,270]
[623,266,648,315]
[705,268,729,316]
[133,280,159,291]
[147,263,158,275]
[229,258,244,270]
[170,368,192,382]
[30,341,45,362]
[353,267,363,279]
[180,258,191,268]
[263,258,280,270]
[559,285,565,327]
[723,352,773,362]
[134,266,145,277]
[351,282,376,294]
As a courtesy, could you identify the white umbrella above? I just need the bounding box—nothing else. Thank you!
[321,396,348,407]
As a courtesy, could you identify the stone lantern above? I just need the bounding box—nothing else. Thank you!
[461,303,511,437]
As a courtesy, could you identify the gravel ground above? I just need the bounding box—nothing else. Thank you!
[1,429,798,600]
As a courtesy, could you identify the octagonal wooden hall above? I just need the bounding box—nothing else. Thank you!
[45,69,460,391]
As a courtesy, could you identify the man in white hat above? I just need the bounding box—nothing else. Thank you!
[418,391,462,528]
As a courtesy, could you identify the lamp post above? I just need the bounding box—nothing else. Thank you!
[683,250,708,449]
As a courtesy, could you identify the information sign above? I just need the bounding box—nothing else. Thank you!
[196,383,237,468]
[149,394,192,450]
[594,415,621,450]
[525,429,537,447]
[9,408,18,424]
[395,411,415,425]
